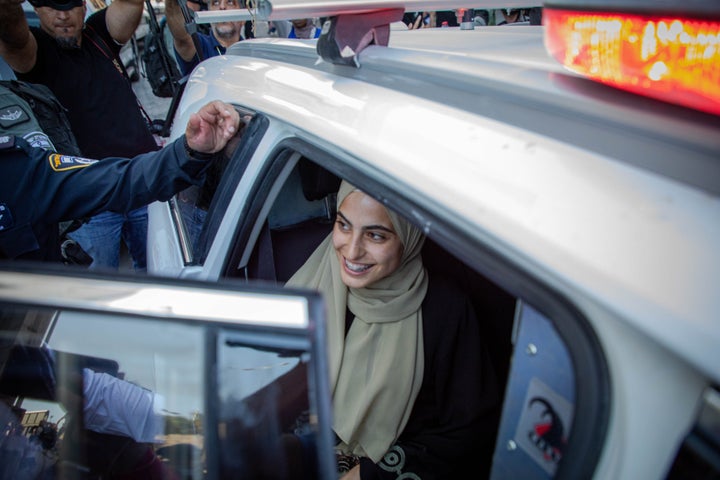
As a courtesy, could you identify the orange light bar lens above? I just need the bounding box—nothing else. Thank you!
[544,8,720,115]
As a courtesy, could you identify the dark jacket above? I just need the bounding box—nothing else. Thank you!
[0,136,210,261]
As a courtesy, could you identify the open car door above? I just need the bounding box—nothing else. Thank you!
[0,263,335,480]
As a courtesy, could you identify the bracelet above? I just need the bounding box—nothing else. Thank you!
[183,136,216,161]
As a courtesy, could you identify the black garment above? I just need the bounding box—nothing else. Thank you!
[401,12,421,28]
[0,136,210,261]
[350,274,500,480]
[435,11,459,27]
[17,9,158,159]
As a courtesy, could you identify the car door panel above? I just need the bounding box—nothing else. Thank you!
[0,265,336,480]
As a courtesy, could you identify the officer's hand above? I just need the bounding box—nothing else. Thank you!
[185,100,241,154]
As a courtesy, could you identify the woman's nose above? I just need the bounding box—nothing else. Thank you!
[345,235,364,260]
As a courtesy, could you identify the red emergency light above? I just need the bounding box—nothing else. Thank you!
[543,7,720,116]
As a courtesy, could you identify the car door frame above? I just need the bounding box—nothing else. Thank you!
[0,262,338,480]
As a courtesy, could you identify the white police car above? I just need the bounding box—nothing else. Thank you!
[1,0,719,479]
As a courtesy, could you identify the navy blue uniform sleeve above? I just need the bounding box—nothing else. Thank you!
[33,136,211,224]
[358,275,501,480]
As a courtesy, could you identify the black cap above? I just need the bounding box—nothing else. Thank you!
[28,0,84,11]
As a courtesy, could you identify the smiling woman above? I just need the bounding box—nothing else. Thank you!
[331,183,406,289]
[285,180,500,479]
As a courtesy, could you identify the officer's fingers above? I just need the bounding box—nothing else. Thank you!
[212,102,239,132]
[198,102,238,135]
[185,112,203,138]
[198,100,230,120]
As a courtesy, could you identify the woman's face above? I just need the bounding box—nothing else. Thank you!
[332,191,404,289]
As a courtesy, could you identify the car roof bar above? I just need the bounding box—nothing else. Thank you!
[195,0,540,23]
[196,0,540,67]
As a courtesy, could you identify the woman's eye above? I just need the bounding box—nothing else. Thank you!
[368,232,385,241]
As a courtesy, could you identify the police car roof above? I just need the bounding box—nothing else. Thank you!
[181,7,720,382]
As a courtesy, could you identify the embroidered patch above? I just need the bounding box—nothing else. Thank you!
[0,104,30,128]
[23,131,55,150]
[48,153,97,172]
[0,203,14,231]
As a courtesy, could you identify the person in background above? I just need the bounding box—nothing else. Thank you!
[0,0,162,272]
[165,0,244,75]
[162,0,209,74]
[286,181,499,479]
[434,10,459,27]
[0,100,241,262]
[288,18,320,39]
[495,8,531,25]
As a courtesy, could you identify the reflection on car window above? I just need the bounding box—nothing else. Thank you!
[0,304,322,479]
[217,332,316,478]
[0,307,204,479]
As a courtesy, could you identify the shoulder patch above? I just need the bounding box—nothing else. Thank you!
[23,130,55,150]
[0,104,31,129]
[48,153,98,171]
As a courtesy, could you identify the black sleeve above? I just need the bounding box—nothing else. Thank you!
[359,275,501,480]
[33,136,212,224]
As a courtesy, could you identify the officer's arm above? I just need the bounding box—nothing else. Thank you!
[50,100,241,221]
[105,0,144,45]
[43,138,211,224]
[0,0,37,73]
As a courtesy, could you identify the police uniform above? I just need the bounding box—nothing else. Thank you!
[0,135,212,261]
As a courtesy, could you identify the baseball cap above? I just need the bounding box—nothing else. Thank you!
[27,0,84,11]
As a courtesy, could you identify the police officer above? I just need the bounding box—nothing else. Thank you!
[0,100,241,262]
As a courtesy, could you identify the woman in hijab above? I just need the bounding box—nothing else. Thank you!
[286,180,499,479]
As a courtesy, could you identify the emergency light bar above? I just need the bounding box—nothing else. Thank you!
[543,6,720,115]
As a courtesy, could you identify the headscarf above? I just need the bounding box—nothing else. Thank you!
[286,181,428,462]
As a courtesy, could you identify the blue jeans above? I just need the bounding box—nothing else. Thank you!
[68,207,148,272]
[177,199,208,259]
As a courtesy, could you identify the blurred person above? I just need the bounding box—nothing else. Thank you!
[162,0,209,73]
[495,8,530,25]
[0,100,241,262]
[435,10,459,27]
[0,0,163,272]
[287,18,320,39]
[165,0,244,75]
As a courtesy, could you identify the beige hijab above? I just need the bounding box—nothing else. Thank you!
[286,181,428,462]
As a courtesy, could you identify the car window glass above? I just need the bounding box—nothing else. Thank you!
[174,110,263,264]
[0,303,323,479]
